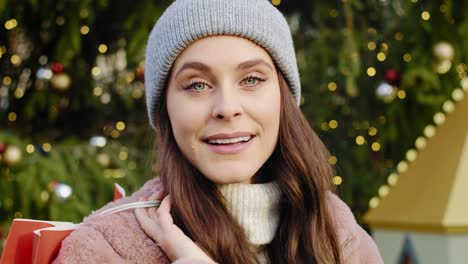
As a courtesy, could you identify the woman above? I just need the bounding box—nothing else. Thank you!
[54,0,383,263]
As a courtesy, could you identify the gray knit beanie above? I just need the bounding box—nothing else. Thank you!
[145,0,301,128]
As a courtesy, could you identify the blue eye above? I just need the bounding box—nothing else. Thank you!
[245,77,257,86]
[243,75,266,87]
[192,82,207,91]
[183,81,209,92]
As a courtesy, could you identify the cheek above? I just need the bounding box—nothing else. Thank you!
[167,96,207,154]
[257,87,281,133]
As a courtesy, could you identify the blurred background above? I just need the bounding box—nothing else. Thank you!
[1,0,467,261]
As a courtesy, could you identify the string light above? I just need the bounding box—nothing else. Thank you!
[328,155,337,165]
[93,87,103,96]
[100,93,111,104]
[40,190,50,202]
[456,64,466,74]
[10,54,21,65]
[3,76,12,85]
[367,42,377,51]
[387,173,399,186]
[369,197,380,208]
[403,53,412,62]
[367,67,376,77]
[321,122,330,131]
[98,44,108,53]
[332,176,342,185]
[8,112,17,122]
[424,125,436,138]
[80,26,90,35]
[397,90,406,99]
[329,120,338,129]
[452,88,464,101]
[397,161,408,173]
[4,19,18,30]
[367,28,377,35]
[406,149,418,162]
[119,151,128,161]
[26,144,35,154]
[380,43,388,52]
[116,121,126,131]
[355,136,365,145]
[110,130,120,138]
[271,0,281,5]
[461,78,468,92]
[421,11,430,20]
[395,32,404,41]
[368,127,377,136]
[377,52,386,61]
[415,137,427,150]
[38,55,48,65]
[378,185,390,197]
[328,82,337,92]
[371,142,381,151]
[91,67,101,76]
[42,143,52,152]
[433,112,446,125]
[132,87,144,99]
[14,89,24,98]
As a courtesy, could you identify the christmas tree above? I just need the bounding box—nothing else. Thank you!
[1,0,467,250]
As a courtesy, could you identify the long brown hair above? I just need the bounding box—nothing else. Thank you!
[155,71,343,263]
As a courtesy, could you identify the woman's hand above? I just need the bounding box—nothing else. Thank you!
[135,191,215,263]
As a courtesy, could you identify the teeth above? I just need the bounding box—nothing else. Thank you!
[208,136,251,144]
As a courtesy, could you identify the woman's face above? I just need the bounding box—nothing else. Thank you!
[166,36,281,184]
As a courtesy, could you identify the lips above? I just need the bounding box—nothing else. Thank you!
[202,132,255,154]
[208,136,252,145]
[203,131,254,141]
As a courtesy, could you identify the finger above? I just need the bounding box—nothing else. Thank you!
[135,207,162,240]
[135,207,150,225]
[147,206,158,219]
[156,195,174,230]
[150,187,166,200]
[135,208,150,229]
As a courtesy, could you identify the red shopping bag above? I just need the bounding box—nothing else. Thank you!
[0,183,126,264]
[0,219,77,264]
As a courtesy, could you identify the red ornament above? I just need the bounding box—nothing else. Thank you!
[49,180,58,190]
[384,69,400,86]
[135,66,145,81]
[0,143,5,154]
[50,62,64,74]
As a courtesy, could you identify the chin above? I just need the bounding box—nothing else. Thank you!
[202,167,258,184]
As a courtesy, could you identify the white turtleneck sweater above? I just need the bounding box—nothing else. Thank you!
[218,182,281,263]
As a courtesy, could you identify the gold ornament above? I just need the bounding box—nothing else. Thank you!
[434,60,452,74]
[3,145,22,166]
[96,153,111,167]
[433,42,455,61]
[461,77,468,92]
[50,73,71,91]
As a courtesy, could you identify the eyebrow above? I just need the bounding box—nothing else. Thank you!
[173,59,274,80]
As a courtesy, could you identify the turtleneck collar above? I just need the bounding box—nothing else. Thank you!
[218,181,281,246]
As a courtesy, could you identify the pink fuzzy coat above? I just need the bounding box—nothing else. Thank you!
[53,178,383,263]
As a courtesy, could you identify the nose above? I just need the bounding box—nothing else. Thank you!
[211,86,242,121]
